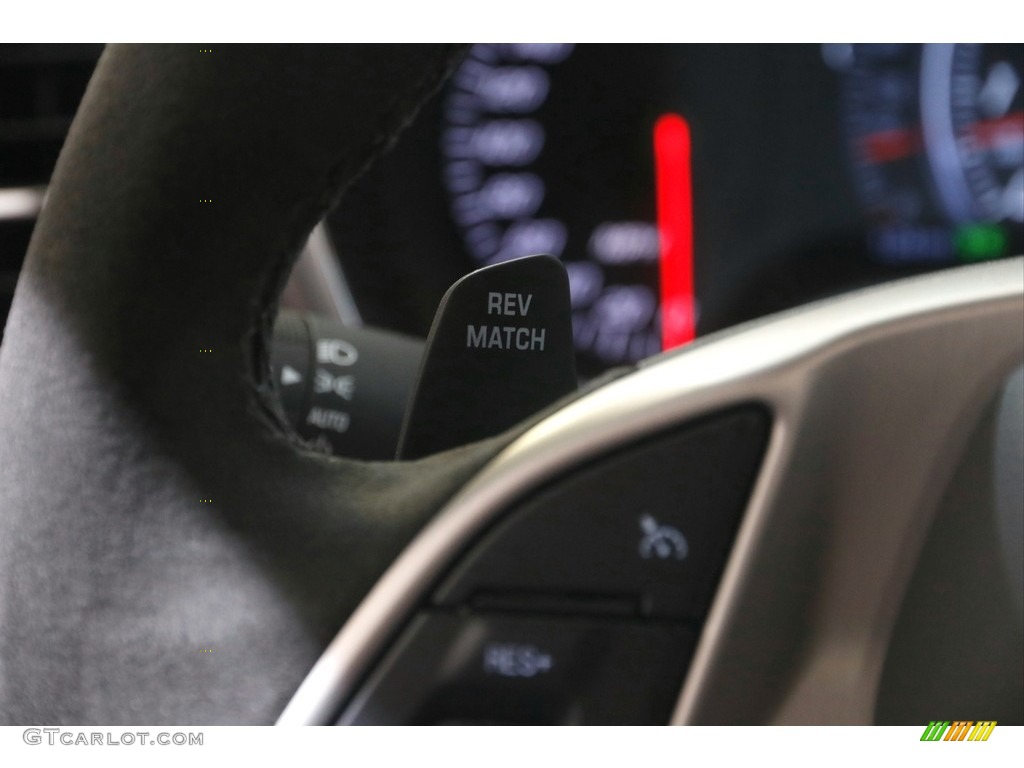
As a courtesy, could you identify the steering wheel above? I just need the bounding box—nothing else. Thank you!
[1,45,1021,725]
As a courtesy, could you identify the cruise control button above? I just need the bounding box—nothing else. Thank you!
[433,407,770,620]
[338,612,696,725]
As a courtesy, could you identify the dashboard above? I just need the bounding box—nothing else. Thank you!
[1,43,1021,371]
[0,42,1021,729]
[327,43,1022,377]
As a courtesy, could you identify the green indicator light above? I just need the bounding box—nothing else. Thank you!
[955,224,1007,262]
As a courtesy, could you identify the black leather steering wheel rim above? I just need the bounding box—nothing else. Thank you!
[0,43,527,724]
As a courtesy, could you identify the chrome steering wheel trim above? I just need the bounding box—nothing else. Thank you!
[279,256,1024,725]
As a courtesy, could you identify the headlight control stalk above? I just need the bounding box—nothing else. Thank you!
[270,311,423,460]
[272,255,578,460]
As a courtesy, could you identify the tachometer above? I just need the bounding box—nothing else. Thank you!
[835,43,1023,265]
[440,44,686,377]
[940,44,1023,225]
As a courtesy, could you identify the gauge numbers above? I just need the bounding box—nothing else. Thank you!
[441,44,666,376]
[837,43,1023,265]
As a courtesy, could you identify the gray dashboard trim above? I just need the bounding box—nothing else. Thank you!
[277,257,1024,725]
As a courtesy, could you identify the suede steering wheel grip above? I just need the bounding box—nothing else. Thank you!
[0,44,510,724]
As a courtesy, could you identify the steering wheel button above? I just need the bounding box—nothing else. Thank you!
[433,407,770,621]
[338,613,696,725]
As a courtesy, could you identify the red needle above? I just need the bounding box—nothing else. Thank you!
[861,110,1024,164]
[860,126,924,164]
[970,110,1024,148]
[654,113,695,350]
